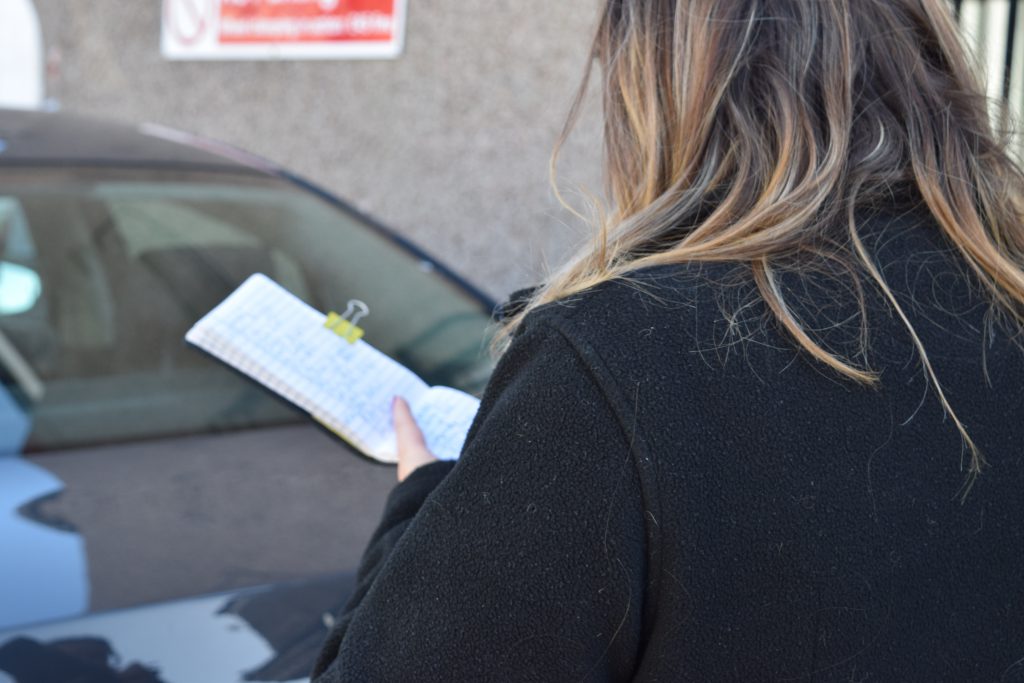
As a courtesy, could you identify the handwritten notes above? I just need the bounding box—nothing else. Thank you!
[185,274,480,463]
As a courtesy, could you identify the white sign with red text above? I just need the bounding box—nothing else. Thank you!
[161,0,407,60]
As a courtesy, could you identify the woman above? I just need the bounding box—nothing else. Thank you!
[313,1,1024,680]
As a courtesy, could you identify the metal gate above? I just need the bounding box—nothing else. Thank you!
[956,0,1024,150]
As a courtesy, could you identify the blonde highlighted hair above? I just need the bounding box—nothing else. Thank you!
[500,0,1024,486]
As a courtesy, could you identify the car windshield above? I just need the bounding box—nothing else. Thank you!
[0,168,495,455]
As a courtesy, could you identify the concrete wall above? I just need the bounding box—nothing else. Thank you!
[32,1,605,300]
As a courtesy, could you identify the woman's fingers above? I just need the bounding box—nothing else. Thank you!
[392,396,439,482]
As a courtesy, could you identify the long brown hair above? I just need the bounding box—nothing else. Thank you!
[500,0,1024,484]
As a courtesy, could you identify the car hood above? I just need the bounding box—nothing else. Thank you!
[0,571,353,683]
[0,423,394,682]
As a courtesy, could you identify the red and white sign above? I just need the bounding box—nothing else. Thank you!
[162,0,406,60]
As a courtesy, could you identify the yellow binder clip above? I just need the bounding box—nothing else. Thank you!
[325,299,369,343]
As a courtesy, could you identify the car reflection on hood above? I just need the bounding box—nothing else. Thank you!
[0,571,355,683]
[0,457,88,631]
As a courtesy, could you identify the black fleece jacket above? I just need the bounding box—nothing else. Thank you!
[312,209,1024,682]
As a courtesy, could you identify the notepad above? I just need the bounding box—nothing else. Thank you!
[185,273,481,463]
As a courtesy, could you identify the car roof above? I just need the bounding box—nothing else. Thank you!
[0,108,276,175]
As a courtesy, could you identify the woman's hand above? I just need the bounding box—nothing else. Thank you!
[392,396,440,482]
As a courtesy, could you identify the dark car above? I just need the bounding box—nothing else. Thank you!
[0,109,496,682]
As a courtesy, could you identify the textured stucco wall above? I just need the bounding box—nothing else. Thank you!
[32,0,605,300]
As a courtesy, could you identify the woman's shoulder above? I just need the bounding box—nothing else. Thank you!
[510,207,989,388]
[520,261,753,338]
[514,260,766,370]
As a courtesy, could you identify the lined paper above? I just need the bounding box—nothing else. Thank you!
[185,273,479,462]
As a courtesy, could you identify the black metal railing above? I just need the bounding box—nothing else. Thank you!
[956,0,1024,144]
